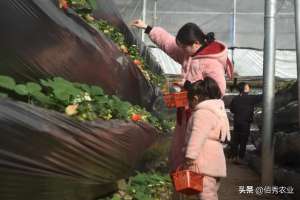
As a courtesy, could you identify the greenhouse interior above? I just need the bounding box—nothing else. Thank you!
[0,0,299,200]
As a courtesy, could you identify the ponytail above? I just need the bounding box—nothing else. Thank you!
[205,32,215,43]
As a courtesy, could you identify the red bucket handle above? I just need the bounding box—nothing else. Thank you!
[174,163,202,175]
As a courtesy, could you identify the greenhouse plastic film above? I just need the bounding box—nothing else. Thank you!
[0,98,157,200]
[0,0,156,109]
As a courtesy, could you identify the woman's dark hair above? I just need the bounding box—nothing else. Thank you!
[176,23,215,46]
[237,82,249,94]
[184,77,221,100]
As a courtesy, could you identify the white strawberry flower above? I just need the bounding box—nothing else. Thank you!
[83,92,92,101]
[72,96,83,104]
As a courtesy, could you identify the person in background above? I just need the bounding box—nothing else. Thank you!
[131,19,233,173]
[183,77,230,200]
[230,82,262,165]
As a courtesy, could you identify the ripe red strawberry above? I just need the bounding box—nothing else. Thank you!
[133,59,142,66]
[131,114,141,121]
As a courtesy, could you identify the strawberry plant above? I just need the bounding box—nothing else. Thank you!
[64,0,166,89]
[66,0,96,14]
[0,75,172,132]
[100,172,172,200]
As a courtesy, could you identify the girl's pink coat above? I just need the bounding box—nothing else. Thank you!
[185,99,230,177]
[148,27,229,172]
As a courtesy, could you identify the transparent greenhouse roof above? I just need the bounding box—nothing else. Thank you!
[114,0,296,78]
[114,0,295,49]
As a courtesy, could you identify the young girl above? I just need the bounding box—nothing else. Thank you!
[131,20,233,172]
[184,77,230,200]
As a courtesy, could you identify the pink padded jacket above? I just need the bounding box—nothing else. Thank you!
[149,27,230,96]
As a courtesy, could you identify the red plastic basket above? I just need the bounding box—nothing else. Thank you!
[163,91,188,108]
[171,166,203,195]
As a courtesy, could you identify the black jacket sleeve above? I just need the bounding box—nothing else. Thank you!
[144,26,153,34]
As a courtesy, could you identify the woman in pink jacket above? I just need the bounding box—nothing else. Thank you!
[131,20,232,171]
[184,77,230,200]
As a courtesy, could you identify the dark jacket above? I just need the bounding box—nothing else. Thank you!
[230,93,262,125]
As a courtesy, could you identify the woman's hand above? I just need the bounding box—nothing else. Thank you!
[131,19,147,29]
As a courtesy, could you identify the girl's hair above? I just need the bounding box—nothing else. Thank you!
[237,82,249,93]
[176,23,215,46]
[184,77,221,100]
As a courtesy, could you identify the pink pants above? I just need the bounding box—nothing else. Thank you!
[172,176,221,200]
[199,176,221,200]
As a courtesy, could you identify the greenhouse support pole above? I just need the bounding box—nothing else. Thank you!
[261,0,277,185]
[153,0,158,26]
[232,0,237,46]
[295,0,300,129]
[142,0,147,42]
[231,0,237,71]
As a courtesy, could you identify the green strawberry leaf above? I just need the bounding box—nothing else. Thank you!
[90,86,104,96]
[0,75,16,90]
[26,82,42,93]
[14,84,28,96]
